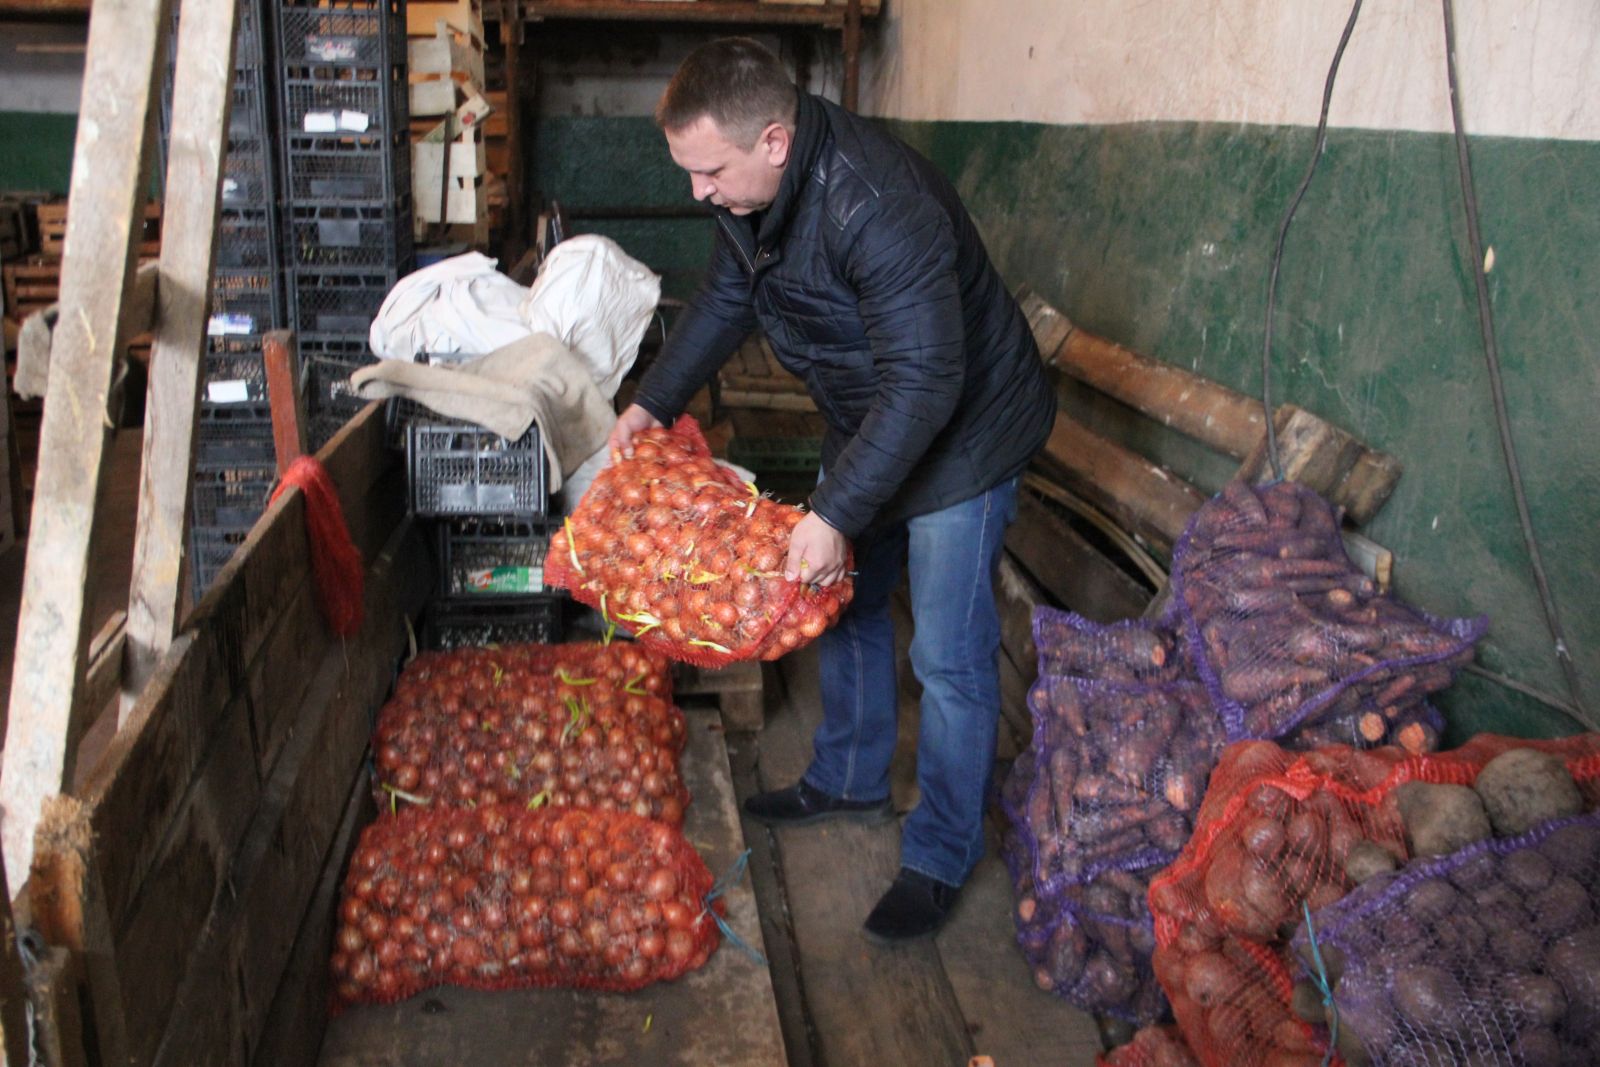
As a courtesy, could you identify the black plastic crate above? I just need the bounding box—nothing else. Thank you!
[407,420,549,519]
[196,403,277,467]
[287,200,413,269]
[305,353,371,419]
[290,267,397,336]
[190,524,254,599]
[277,0,403,68]
[210,268,285,335]
[309,412,351,453]
[191,465,276,529]
[215,206,279,270]
[282,64,407,140]
[282,131,408,202]
[436,516,552,598]
[220,133,275,205]
[203,335,270,404]
[420,595,564,651]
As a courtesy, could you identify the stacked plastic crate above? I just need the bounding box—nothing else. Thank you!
[276,0,415,450]
[408,418,564,647]
[161,0,289,598]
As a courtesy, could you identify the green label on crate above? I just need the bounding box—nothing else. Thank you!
[465,566,543,594]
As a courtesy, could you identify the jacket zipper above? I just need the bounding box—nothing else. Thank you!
[717,215,759,277]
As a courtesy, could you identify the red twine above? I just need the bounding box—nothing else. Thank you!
[270,455,364,637]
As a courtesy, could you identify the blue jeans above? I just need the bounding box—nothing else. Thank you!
[802,477,1020,887]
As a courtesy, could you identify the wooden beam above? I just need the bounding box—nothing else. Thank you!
[120,0,242,727]
[1005,488,1153,623]
[1,0,173,894]
[27,796,129,1066]
[1332,448,1404,527]
[719,389,818,413]
[1034,412,1206,558]
[264,331,306,474]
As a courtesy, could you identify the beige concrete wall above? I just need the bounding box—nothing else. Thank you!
[862,0,1600,140]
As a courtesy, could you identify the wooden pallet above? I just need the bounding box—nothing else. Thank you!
[3,258,60,321]
[675,658,768,732]
[36,201,160,259]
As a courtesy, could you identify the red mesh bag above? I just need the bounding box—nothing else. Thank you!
[1099,1025,1201,1067]
[545,417,853,668]
[374,642,690,824]
[1149,735,1600,1067]
[1168,480,1483,748]
[330,805,720,1009]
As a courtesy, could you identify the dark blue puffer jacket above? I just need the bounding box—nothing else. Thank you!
[635,93,1056,539]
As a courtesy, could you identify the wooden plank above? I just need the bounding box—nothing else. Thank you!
[934,826,1105,1067]
[523,0,872,27]
[150,526,425,1067]
[1237,404,1363,499]
[27,796,129,1066]
[318,707,788,1067]
[122,0,242,725]
[1332,448,1403,527]
[995,554,1043,751]
[752,646,976,1066]
[0,842,33,1066]
[20,946,89,1067]
[265,330,308,474]
[720,389,818,413]
[1034,413,1205,558]
[1,0,174,895]
[1016,288,1266,460]
[1004,488,1153,623]
[676,659,767,731]
[251,775,375,1067]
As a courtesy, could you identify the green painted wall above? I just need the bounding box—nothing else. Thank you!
[532,114,1598,743]
[887,120,1598,742]
[0,112,77,195]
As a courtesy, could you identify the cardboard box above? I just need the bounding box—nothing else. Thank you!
[414,124,490,224]
[406,0,484,40]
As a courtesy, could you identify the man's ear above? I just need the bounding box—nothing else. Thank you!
[761,122,792,168]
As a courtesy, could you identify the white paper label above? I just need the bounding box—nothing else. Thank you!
[207,380,252,404]
[303,111,338,133]
[339,110,371,132]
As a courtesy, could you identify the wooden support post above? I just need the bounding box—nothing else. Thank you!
[0,840,31,1067]
[1,0,175,893]
[29,795,128,1067]
[121,0,242,727]
[264,330,307,472]
[842,0,862,112]
[501,1,527,257]
[21,947,88,1067]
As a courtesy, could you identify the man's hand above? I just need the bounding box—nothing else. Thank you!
[606,403,664,462]
[783,511,850,587]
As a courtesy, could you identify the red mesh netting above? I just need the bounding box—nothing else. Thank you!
[545,417,853,668]
[1099,1024,1201,1067]
[373,641,689,824]
[330,805,720,1009]
[1148,735,1600,1067]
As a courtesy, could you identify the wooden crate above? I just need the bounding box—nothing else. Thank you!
[36,201,160,259]
[2,257,60,321]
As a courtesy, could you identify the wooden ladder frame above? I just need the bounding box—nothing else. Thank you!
[0,1,244,1059]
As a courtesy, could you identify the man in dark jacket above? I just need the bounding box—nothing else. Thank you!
[608,37,1056,942]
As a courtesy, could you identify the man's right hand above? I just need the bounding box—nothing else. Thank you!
[606,403,664,462]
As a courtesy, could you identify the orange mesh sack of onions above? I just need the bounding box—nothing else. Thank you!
[547,417,854,668]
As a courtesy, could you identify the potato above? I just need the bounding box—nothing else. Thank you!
[1542,926,1600,1031]
[1530,875,1593,937]
[1402,877,1460,923]
[1541,821,1600,877]
[1290,979,1326,1023]
[1393,781,1491,857]
[1500,846,1555,893]
[1392,964,1471,1036]
[1472,748,1583,837]
[1345,839,1399,884]
[1495,972,1568,1028]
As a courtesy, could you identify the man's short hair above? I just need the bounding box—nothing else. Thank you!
[655,37,798,149]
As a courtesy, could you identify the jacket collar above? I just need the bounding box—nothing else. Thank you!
[754,90,827,251]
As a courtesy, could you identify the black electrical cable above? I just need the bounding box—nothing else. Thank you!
[1439,0,1592,727]
[1261,0,1365,481]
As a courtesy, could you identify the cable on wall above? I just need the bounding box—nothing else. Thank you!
[1439,0,1592,727]
[1260,0,1365,481]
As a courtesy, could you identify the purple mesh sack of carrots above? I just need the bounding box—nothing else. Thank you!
[1002,609,1226,1021]
[1167,480,1483,750]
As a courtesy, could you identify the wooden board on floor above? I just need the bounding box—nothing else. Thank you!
[754,646,975,1066]
[675,659,767,731]
[755,632,1105,1067]
[317,706,786,1067]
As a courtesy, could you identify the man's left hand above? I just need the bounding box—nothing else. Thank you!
[783,511,850,587]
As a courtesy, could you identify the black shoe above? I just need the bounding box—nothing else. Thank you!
[862,868,959,944]
[743,779,892,827]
